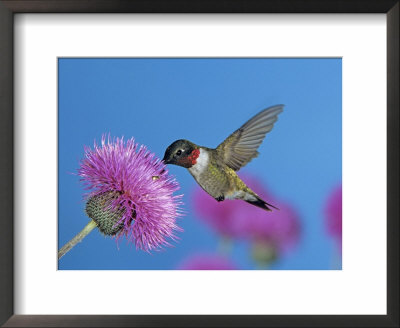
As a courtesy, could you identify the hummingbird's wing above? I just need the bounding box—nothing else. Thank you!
[216,105,284,171]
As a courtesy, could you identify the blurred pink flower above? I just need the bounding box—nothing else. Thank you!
[178,254,236,270]
[192,185,243,238]
[324,184,342,248]
[192,174,300,253]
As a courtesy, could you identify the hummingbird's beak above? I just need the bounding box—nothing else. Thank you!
[162,154,170,164]
[162,145,173,164]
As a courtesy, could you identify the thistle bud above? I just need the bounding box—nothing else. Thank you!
[85,192,126,236]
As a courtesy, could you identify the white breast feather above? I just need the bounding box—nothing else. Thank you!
[188,148,209,178]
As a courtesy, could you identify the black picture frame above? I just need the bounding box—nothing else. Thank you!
[0,1,398,327]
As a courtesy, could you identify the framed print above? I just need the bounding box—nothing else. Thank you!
[0,1,398,327]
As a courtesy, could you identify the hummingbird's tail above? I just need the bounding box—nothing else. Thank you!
[245,196,279,212]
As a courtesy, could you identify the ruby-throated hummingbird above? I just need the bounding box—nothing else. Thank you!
[162,105,283,211]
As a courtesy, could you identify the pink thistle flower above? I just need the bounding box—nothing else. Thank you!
[192,174,300,253]
[78,135,183,252]
[324,184,342,249]
[178,254,237,270]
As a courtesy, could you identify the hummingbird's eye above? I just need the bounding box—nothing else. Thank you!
[176,149,182,156]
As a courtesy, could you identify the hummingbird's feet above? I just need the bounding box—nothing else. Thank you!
[216,195,225,202]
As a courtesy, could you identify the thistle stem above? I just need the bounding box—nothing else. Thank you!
[58,219,97,260]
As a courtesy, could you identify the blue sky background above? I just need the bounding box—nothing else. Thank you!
[58,58,341,270]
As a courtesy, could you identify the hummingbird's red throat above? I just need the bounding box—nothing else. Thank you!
[187,148,200,165]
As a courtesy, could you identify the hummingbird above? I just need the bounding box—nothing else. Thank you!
[162,105,284,211]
